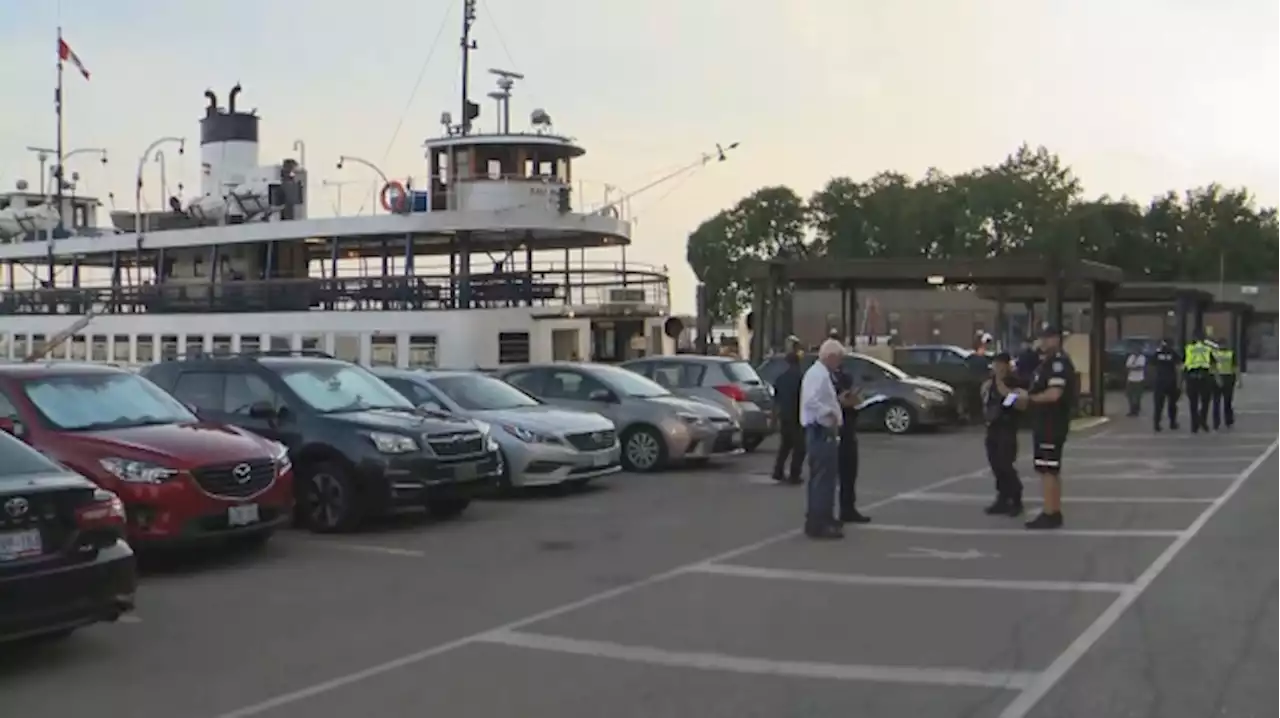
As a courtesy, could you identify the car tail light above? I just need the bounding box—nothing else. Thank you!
[75,489,127,532]
[715,384,748,402]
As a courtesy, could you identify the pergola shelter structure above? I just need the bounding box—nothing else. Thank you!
[1102,295,1256,376]
[745,257,1124,417]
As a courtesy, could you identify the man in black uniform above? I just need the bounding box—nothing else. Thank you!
[1017,325,1076,530]
[981,352,1023,517]
[1014,337,1040,386]
[833,363,870,523]
[1150,338,1181,432]
[771,351,806,484]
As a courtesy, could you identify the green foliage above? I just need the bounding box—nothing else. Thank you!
[686,144,1278,316]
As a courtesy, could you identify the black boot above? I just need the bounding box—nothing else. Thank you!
[1025,511,1064,530]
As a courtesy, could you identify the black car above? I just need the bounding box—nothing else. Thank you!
[141,352,502,532]
[0,429,137,644]
[756,352,958,434]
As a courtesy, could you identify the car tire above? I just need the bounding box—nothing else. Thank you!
[742,435,765,452]
[881,401,916,435]
[300,461,363,533]
[425,498,471,519]
[621,425,667,473]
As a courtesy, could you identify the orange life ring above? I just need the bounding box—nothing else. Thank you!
[380,181,407,212]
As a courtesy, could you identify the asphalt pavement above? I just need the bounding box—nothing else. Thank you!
[2,376,1275,718]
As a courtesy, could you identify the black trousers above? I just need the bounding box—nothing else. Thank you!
[1152,383,1179,429]
[838,430,859,512]
[1185,371,1213,431]
[773,422,806,481]
[1212,376,1236,428]
[985,427,1022,501]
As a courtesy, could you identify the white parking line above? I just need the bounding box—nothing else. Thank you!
[1065,474,1235,480]
[997,439,1279,718]
[479,630,1039,690]
[1098,432,1276,440]
[282,539,427,558]
[209,466,993,718]
[1071,443,1274,451]
[901,492,1214,505]
[688,563,1131,594]
[857,524,1181,538]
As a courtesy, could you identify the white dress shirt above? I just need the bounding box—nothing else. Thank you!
[800,361,842,428]
[1125,354,1147,383]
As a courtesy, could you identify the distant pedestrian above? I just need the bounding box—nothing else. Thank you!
[1124,348,1147,416]
[1150,339,1181,432]
[832,363,869,523]
[1211,342,1237,430]
[981,352,1023,516]
[770,352,806,484]
[1183,332,1215,433]
[799,339,850,539]
[1014,337,1040,386]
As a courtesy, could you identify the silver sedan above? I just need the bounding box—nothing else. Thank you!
[371,368,622,489]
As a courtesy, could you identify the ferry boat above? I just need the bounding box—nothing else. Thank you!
[0,8,679,369]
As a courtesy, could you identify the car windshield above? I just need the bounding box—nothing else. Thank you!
[855,353,909,379]
[724,361,763,384]
[0,431,70,478]
[23,372,197,431]
[276,363,415,413]
[429,374,540,411]
[592,365,670,398]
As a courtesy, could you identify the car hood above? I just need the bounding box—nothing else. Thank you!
[642,394,731,418]
[470,406,613,434]
[0,470,97,494]
[322,407,478,434]
[901,376,955,394]
[62,422,274,465]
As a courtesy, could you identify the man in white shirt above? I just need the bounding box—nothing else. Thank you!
[1124,350,1147,417]
[800,338,857,539]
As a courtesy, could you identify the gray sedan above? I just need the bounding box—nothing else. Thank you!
[493,363,742,472]
[372,368,622,490]
[620,355,776,451]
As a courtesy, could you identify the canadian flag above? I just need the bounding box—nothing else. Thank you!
[57,37,90,81]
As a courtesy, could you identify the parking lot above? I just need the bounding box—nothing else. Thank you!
[2,374,1276,718]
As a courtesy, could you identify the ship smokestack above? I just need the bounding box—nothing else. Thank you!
[204,90,218,116]
[229,83,242,113]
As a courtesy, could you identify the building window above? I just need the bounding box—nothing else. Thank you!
[90,335,108,361]
[137,336,154,363]
[160,334,178,360]
[498,332,530,364]
[333,333,360,362]
[110,335,130,363]
[11,334,27,359]
[69,335,87,360]
[212,334,233,355]
[371,335,398,366]
[407,334,437,368]
[240,334,261,354]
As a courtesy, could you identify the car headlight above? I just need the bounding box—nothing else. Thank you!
[676,412,704,425]
[914,388,946,403]
[500,423,559,444]
[365,431,419,454]
[270,441,292,473]
[98,457,178,484]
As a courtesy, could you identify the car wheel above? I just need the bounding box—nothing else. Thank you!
[621,426,667,472]
[882,402,916,435]
[425,498,471,519]
[301,462,363,533]
[742,435,765,452]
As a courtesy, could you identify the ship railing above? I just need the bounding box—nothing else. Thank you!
[368,174,631,220]
[0,267,670,315]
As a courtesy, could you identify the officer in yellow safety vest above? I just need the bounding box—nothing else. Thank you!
[1211,341,1237,430]
[1182,332,1216,433]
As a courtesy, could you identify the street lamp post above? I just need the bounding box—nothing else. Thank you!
[134,137,185,236]
[336,155,391,214]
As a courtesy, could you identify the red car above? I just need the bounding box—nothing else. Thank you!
[0,363,293,548]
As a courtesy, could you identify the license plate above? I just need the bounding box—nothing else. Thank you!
[0,529,42,561]
[454,462,477,481]
[228,504,260,527]
[592,453,612,467]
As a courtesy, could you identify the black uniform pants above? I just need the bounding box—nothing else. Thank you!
[1152,383,1179,429]
[1185,371,1212,431]
[1212,375,1236,428]
[772,422,806,481]
[838,429,858,512]
[985,427,1021,502]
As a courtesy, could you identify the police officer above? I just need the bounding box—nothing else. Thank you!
[771,351,806,484]
[832,362,870,523]
[1015,325,1077,530]
[1182,332,1216,433]
[1211,341,1237,430]
[981,352,1023,517]
[1150,338,1181,432]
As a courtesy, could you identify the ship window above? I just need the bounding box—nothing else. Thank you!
[137,336,154,363]
[265,335,290,352]
[11,334,26,359]
[300,335,322,353]
[371,335,398,366]
[30,335,46,359]
[110,335,130,363]
[240,334,261,354]
[0,334,8,360]
[487,159,502,179]
[212,334,233,355]
[498,332,530,365]
[90,335,109,361]
[333,333,360,362]
[407,334,437,368]
[186,334,206,357]
[160,334,178,360]
[70,335,87,361]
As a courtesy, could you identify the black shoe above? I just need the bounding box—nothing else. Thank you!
[1170,422,1179,430]
[804,522,844,540]
[839,509,871,524]
[984,499,1011,515]
[1006,501,1025,517]
[1025,512,1063,530]
[1153,424,1162,432]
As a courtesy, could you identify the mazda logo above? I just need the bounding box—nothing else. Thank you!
[4,497,29,518]
[232,463,253,483]
[452,434,466,443]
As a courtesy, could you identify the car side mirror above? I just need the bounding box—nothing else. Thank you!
[417,401,446,414]
[248,401,278,420]
[0,417,26,440]
[587,388,617,403]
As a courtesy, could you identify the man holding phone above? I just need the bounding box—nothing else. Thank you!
[832,362,870,523]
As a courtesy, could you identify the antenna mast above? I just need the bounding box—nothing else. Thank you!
[459,0,478,136]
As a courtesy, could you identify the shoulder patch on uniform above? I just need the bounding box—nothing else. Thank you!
[1052,361,1063,372]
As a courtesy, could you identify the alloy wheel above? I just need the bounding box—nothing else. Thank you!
[307,472,346,529]
[884,405,913,434]
[626,431,661,471]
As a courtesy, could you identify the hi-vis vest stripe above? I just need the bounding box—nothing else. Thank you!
[1214,348,1235,375]
[1184,342,1212,370]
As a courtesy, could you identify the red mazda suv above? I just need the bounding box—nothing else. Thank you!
[0,363,293,548]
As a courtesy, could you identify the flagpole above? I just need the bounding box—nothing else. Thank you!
[52,25,65,285]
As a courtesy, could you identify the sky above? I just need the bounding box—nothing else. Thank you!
[1,0,1276,312]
